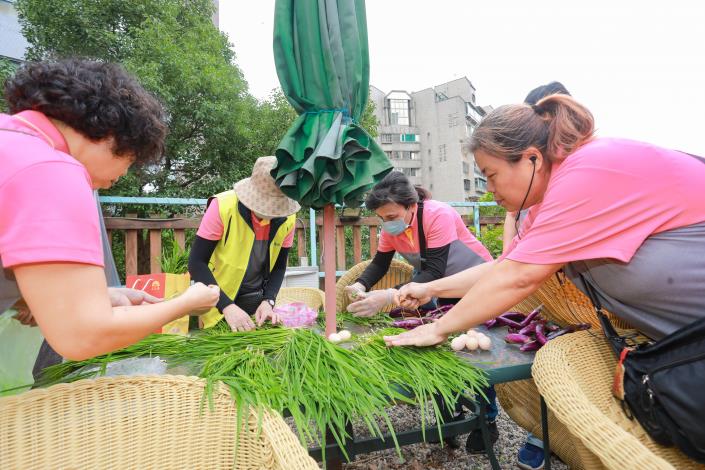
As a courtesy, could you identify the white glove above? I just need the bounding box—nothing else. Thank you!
[347,288,396,317]
[344,282,366,302]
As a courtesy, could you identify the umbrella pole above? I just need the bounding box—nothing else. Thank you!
[323,204,337,337]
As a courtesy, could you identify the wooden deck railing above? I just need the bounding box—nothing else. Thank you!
[104,214,503,278]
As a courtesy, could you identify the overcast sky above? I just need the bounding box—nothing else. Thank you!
[220,0,705,155]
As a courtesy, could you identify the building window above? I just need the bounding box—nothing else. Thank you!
[381,133,392,144]
[387,151,419,160]
[466,102,483,124]
[475,177,487,193]
[438,144,447,162]
[387,91,411,126]
[462,162,470,174]
[448,112,459,128]
[464,179,472,191]
[389,99,410,125]
[399,167,418,177]
[474,162,484,177]
[401,133,419,142]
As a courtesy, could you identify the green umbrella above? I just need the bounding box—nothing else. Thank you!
[273,0,392,335]
[272,0,391,208]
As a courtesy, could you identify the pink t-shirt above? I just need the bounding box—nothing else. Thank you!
[0,111,103,268]
[378,199,493,261]
[197,198,295,248]
[503,138,705,265]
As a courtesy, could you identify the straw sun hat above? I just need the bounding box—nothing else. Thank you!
[233,156,301,218]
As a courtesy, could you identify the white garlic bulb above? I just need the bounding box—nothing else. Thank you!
[450,334,468,351]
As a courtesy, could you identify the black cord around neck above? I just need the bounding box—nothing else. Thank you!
[515,159,536,239]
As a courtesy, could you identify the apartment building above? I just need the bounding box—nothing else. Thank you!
[369,77,490,202]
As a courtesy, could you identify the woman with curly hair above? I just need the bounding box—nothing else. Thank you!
[0,59,219,360]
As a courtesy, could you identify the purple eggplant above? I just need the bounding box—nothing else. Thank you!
[484,318,498,329]
[391,317,436,329]
[518,305,543,328]
[505,333,532,344]
[546,323,560,332]
[546,323,591,341]
[494,316,523,329]
[518,319,544,336]
[500,311,527,322]
[389,306,422,318]
[534,323,548,345]
[520,340,541,352]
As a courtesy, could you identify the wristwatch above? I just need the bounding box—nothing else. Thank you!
[265,299,276,308]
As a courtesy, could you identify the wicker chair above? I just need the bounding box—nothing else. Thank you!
[495,274,633,470]
[0,375,318,470]
[532,331,704,470]
[335,259,413,313]
[275,286,325,310]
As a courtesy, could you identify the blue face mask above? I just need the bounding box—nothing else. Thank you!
[381,211,409,236]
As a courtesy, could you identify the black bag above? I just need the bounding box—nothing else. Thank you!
[584,283,705,463]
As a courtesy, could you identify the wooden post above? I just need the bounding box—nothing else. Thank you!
[369,224,378,255]
[352,226,362,263]
[296,226,306,259]
[149,230,162,274]
[336,225,346,270]
[323,205,337,337]
[125,230,138,276]
[174,229,186,250]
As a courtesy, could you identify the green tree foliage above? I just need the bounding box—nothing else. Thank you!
[475,192,506,258]
[15,0,260,198]
[0,59,18,113]
[14,0,381,199]
[14,0,383,275]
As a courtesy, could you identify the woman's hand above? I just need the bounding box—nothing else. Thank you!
[255,301,280,326]
[397,282,432,309]
[223,303,255,332]
[344,282,366,302]
[383,322,448,347]
[108,287,161,306]
[180,282,220,313]
[347,288,396,317]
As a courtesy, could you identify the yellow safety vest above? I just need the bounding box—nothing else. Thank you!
[200,190,296,328]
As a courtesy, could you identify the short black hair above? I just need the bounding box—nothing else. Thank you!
[365,171,430,211]
[524,81,570,105]
[4,58,166,165]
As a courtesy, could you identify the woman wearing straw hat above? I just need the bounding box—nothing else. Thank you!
[189,156,300,332]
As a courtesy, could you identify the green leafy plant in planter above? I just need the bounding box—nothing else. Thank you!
[160,243,190,274]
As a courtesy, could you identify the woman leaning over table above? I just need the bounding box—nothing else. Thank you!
[344,171,492,317]
[384,94,705,349]
[0,59,220,361]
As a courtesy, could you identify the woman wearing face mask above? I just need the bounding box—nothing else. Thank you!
[188,156,300,332]
[383,94,705,352]
[345,171,492,317]
[0,59,220,361]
